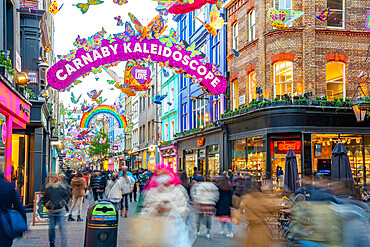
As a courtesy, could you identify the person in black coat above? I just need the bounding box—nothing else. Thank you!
[90,172,105,201]
[0,174,27,247]
[215,175,234,238]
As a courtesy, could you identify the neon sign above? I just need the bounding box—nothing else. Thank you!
[277,141,301,152]
[47,37,227,95]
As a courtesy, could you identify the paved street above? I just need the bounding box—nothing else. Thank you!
[13,195,248,247]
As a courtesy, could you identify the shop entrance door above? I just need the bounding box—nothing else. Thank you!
[198,159,206,176]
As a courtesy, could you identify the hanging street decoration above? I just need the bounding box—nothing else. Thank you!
[71,92,82,104]
[79,105,128,129]
[49,0,64,15]
[73,0,104,14]
[132,66,151,85]
[87,89,103,101]
[168,0,218,15]
[193,5,225,36]
[366,11,370,30]
[267,8,304,29]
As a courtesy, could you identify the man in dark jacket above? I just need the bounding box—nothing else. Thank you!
[42,175,70,247]
[90,172,105,201]
[0,174,27,247]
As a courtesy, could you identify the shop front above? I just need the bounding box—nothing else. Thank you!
[176,126,225,179]
[225,106,370,192]
[0,76,31,200]
[159,143,178,172]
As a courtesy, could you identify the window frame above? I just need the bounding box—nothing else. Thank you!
[327,0,345,29]
[273,61,294,100]
[326,61,346,100]
[182,102,187,131]
[193,5,206,32]
[248,9,256,42]
[232,22,239,50]
[192,98,207,129]
[248,71,257,102]
[232,79,239,109]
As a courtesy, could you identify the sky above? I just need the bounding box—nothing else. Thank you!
[53,0,175,108]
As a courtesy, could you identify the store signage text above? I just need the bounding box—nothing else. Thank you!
[20,104,30,116]
[277,141,301,152]
[197,138,205,146]
[46,37,227,95]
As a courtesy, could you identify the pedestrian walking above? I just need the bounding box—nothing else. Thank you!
[129,169,138,202]
[105,173,123,211]
[138,169,148,193]
[42,174,70,247]
[119,170,134,217]
[0,173,27,247]
[69,171,87,222]
[190,176,219,239]
[215,175,234,238]
[90,171,105,201]
[58,173,72,213]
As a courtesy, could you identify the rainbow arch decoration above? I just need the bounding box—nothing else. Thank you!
[79,105,127,129]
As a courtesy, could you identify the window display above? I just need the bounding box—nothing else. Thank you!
[247,136,266,182]
[232,139,246,171]
[207,145,220,177]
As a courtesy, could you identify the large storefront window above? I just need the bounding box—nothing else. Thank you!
[185,149,197,176]
[247,136,267,182]
[312,134,367,189]
[12,134,28,203]
[0,114,5,175]
[232,139,246,171]
[207,145,220,177]
[272,139,302,190]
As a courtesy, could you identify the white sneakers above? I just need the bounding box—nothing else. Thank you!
[206,233,211,239]
[218,231,224,236]
[226,233,234,238]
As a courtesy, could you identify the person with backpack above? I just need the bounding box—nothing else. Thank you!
[119,170,135,217]
[90,171,105,201]
[42,174,70,247]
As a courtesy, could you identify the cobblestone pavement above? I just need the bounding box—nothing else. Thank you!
[13,193,286,247]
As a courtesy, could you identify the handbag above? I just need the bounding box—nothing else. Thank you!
[0,209,27,239]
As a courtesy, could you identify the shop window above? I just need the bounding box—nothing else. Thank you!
[232,139,246,171]
[212,98,220,121]
[170,120,175,140]
[232,79,239,109]
[273,61,293,100]
[232,22,238,50]
[248,71,257,102]
[327,0,344,28]
[326,62,345,100]
[207,145,220,177]
[182,103,187,131]
[274,0,292,9]
[185,149,197,176]
[164,122,169,141]
[170,87,175,110]
[192,98,207,129]
[248,9,256,42]
[212,35,220,65]
[247,136,267,182]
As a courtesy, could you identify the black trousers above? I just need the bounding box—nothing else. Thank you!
[129,184,137,201]
[92,188,103,201]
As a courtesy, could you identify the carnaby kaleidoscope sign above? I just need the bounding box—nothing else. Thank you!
[47,31,227,95]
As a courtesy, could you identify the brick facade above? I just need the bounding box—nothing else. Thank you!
[226,0,370,108]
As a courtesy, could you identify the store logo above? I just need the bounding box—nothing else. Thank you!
[20,104,30,116]
[197,138,205,146]
[278,141,301,152]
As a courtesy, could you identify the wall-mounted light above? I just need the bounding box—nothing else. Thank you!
[205,113,210,123]
[16,72,29,85]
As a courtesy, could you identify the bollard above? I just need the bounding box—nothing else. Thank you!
[84,200,118,247]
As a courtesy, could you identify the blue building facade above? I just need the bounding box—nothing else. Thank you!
[174,3,227,177]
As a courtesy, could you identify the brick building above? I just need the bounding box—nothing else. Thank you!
[222,0,370,193]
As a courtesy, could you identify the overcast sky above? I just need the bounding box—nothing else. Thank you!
[53,0,175,108]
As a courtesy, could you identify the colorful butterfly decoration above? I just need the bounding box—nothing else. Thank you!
[191,76,202,84]
[163,69,169,77]
[91,65,104,74]
[106,34,116,44]
[175,40,186,50]
[150,94,168,104]
[87,90,103,101]
[71,92,82,104]
[142,55,153,65]
[60,107,68,115]
[74,0,104,14]
[366,10,370,30]
[186,42,202,58]
[193,4,225,36]
[49,0,64,15]
[58,50,77,61]
[149,15,168,38]
[216,0,222,9]
[211,64,223,76]
[316,7,330,22]
[159,61,169,68]
[73,28,106,51]
[159,28,178,47]
[96,97,107,105]
[128,13,152,41]
[114,22,135,42]
[113,0,127,5]
[168,0,218,15]
[107,80,116,85]
[175,67,186,75]
[199,57,209,65]
[44,45,51,53]
[73,80,82,85]
[114,16,124,26]
[232,48,240,57]
[267,8,304,29]
[123,123,133,132]
[81,104,93,113]
[67,112,73,117]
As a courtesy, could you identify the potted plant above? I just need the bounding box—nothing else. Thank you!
[258,98,270,108]
[0,50,15,78]
[249,100,259,111]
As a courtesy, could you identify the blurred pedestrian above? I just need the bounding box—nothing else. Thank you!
[130,170,139,202]
[69,171,87,222]
[58,173,72,213]
[178,170,190,195]
[138,169,148,193]
[119,170,135,217]
[215,175,233,238]
[90,172,105,201]
[105,173,123,211]
[42,174,70,247]
[0,173,27,247]
[191,176,219,239]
